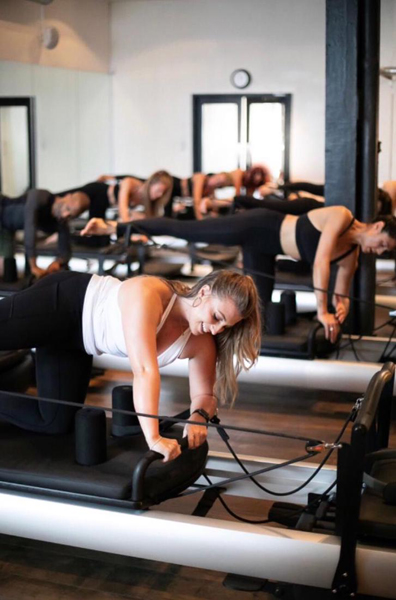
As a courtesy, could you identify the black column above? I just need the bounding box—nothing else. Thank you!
[325,0,380,334]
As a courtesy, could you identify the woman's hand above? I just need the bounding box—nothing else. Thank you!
[47,260,64,274]
[183,415,208,449]
[258,183,277,197]
[333,294,350,324]
[31,265,48,280]
[199,197,213,215]
[80,218,116,237]
[131,233,149,244]
[318,312,340,344]
[150,436,181,462]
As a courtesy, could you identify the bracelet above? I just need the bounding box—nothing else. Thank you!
[150,437,162,451]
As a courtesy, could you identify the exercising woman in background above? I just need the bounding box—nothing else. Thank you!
[103,171,173,222]
[100,171,242,221]
[99,166,270,220]
[82,207,396,343]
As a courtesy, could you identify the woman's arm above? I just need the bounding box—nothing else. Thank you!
[97,174,115,183]
[118,178,141,223]
[118,279,181,462]
[182,334,217,449]
[332,248,359,324]
[191,173,207,220]
[312,207,353,342]
[231,169,244,196]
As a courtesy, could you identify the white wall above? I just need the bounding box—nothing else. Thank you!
[0,0,112,191]
[379,0,396,185]
[0,0,393,192]
[0,61,112,191]
[0,0,110,73]
[110,0,326,182]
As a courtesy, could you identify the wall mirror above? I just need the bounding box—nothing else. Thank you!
[0,97,36,197]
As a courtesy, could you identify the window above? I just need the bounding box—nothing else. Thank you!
[193,94,291,182]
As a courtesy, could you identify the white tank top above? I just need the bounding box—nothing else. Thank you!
[82,274,191,367]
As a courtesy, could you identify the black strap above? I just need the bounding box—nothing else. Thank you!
[339,216,355,236]
[192,486,224,517]
[331,244,358,264]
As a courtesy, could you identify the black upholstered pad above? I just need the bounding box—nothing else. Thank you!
[261,319,334,359]
[142,261,184,277]
[359,492,396,540]
[0,277,32,296]
[360,453,396,539]
[193,245,240,264]
[0,421,208,505]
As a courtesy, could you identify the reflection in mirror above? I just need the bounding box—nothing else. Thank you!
[248,102,285,181]
[202,103,239,173]
[0,106,30,196]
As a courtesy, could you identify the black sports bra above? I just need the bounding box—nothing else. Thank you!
[295,214,357,265]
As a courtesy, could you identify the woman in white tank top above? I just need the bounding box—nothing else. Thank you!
[90,270,261,461]
[0,269,261,463]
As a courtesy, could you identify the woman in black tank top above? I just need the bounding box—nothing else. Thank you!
[82,206,396,343]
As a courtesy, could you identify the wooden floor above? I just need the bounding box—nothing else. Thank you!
[0,368,394,600]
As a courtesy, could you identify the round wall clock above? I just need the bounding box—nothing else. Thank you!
[231,69,251,89]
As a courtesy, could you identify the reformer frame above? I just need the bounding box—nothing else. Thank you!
[94,352,396,395]
[0,365,395,598]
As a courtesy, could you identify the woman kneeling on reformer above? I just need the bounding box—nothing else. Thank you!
[82,206,396,343]
[0,269,260,462]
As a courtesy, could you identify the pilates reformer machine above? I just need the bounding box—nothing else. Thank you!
[0,364,395,598]
[8,229,188,282]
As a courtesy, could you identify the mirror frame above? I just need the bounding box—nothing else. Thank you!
[0,96,36,193]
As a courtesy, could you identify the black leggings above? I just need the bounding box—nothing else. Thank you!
[121,208,286,307]
[0,271,93,434]
[233,195,323,214]
[281,182,325,197]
